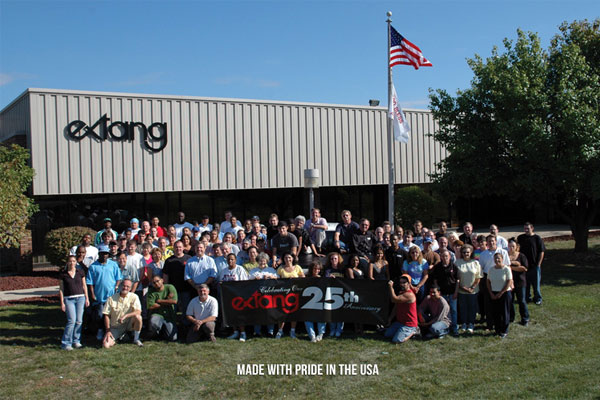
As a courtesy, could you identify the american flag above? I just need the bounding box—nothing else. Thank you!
[389,26,432,70]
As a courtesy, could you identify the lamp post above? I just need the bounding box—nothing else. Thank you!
[304,169,320,212]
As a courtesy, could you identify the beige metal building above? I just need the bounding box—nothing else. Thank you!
[1,88,446,252]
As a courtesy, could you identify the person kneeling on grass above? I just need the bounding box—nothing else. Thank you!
[102,279,143,348]
[185,284,218,343]
[146,276,178,342]
[418,285,451,339]
[385,275,418,344]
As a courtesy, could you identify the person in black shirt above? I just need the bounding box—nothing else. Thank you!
[385,234,407,284]
[334,210,360,253]
[352,218,377,270]
[517,222,545,305]
[458,222,474,245]
[430,249,459,335]
[162,241,192,319]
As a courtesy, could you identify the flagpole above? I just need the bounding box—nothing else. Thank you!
[386,11,395,227]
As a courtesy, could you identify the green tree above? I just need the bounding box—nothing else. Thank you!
[395,186,436,228]
[0,144,38,248]
[429,19,600,252]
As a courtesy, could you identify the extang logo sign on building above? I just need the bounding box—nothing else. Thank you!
[66,114,168,152]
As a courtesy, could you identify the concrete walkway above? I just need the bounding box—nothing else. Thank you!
[0,286,59,301]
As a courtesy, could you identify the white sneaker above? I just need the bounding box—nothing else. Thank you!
[239,332,247,342]
[227,331,240,340]
[309,334,317,343]
[275,331,283,339]
[73,343,83,349]
[134,339,143,347]
[316,334,323,342]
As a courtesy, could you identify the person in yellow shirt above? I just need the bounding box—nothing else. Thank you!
[102,279,143,348]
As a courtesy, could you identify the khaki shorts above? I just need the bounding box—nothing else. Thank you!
[110,317,137,340]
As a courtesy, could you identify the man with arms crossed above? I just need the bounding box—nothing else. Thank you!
[147,276,178,342]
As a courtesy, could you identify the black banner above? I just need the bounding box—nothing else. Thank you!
[220,278,389,326]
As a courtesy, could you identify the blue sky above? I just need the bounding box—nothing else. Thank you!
[0,0,597,110]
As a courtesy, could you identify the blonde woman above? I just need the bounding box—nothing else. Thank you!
[275,253,305,339]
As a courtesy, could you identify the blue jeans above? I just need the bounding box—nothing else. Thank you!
[149,314,178,341]
[62,296,85,347]
[442,294,458,333]
[458,293,478,326]
[254,324,275,335]
[91,301,107,332]
[384,322,417,343]
[526,266,542,302]
[427,321,449,338]
[513,286,530,323]
[329,322,344,335]
[304,322,326,338]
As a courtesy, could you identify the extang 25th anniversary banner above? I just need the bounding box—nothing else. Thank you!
[220,278,390,326]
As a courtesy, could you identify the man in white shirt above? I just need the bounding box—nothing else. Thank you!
[224,216,244,236]
[173,211,194,239]
[125,240,144,288]
[69,233,98,267]
[489,224,508,251]
[186,284,218,343]
[304,208,328,251]
[198,215,213,234]
[219,210,242,234]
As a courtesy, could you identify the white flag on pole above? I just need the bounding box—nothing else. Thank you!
[388,82,410,143]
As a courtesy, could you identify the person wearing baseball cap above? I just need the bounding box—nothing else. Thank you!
[94,217,118,247]
[385,274,418,343]
[86,243,123,342]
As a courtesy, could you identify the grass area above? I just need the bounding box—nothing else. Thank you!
[2,239,600,399]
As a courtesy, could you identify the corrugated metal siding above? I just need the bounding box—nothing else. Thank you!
[2,89,447,195]
[0,93,31,145]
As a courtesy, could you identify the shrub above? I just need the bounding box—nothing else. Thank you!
[44,226,97,267]
[395,186,436,228]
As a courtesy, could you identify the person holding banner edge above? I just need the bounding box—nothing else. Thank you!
[385,274,418,343]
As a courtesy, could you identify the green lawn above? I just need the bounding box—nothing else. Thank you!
[2,239,600,399]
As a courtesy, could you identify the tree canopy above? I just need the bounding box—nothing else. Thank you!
[429,19,600,252]
[0,144,38,248]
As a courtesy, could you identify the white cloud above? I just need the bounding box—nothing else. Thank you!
[0,72,36,86]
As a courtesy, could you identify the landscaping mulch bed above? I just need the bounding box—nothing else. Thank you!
[0,272,60,292]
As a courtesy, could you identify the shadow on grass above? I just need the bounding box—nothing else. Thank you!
[543,247,600,287]
[0,302,64,347]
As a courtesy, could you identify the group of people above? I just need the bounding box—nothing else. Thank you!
[58,209,546,349]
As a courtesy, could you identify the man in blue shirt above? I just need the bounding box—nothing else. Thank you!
[184,242,218,292]
[87,244,122,341]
